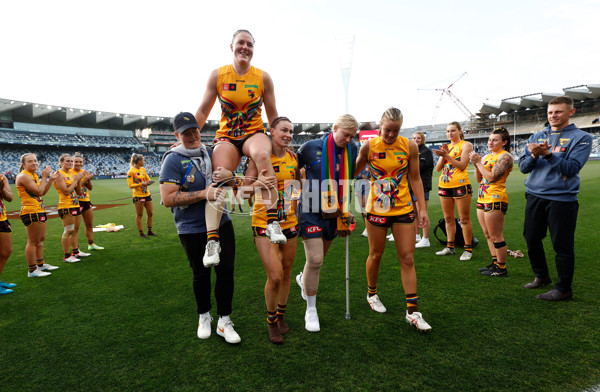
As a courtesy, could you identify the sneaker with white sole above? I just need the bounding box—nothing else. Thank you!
[367,294,387,313]
[266,221,287,244]
[405,311,432,332]
[203,240,221,267]
[88,244,104,250]
[415,234,421,243]
[27,268,51,278]
[296,272,307,301]
[459,251,472,261]
[63,255,81,263]
[436,247,455,256]
[40,263,59,271]
[305,308,320,332]
[216,319,241,344]
[415,238,430,248]
[197,313,212,339]
[361,229,368,237]
[73,251,91,257]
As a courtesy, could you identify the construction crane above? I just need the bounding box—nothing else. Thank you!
[418,72,475,125]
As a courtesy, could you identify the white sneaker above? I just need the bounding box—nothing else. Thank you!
[305,308,320,332]
[415,238,431,248]
[436,247,455,256]
[27,268,51,278]
[63,255,81,263]
[415,234,421,243]
[197,313,212,339]
[203,240,221,267]
[296,272,307,301]
[73,251,91,257]
[405,311,432,332]
[266,221,287,244]
[367,294,387,313]
[40,263,59,271]
[460,251,472,261]
[387,233,395,242]
[361,229,368,237]
[216,319,241,344]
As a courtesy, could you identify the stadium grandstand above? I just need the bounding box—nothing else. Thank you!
[1,84,598,180]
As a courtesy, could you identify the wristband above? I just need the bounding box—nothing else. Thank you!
[543,153,553,160]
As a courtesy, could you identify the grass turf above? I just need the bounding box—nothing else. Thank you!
[1,161,599,391]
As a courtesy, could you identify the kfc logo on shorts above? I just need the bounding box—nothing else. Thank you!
[259,228,266,235]
[368,215,387,224]
[140,198,146,202]
[457,189,464,195]
[40,216,46,222]
[439,190,446,196]
[306,225,322,234]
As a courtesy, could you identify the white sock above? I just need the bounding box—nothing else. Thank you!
[306,295,317,310]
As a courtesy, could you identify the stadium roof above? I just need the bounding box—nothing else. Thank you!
[478,84,600,116]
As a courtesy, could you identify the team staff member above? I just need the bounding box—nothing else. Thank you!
[432,122,474,260]
[0,172,16,294]
[245,116,299,344]
[54,154,88,263]
[470,128,513,277]
[195,29,284,269]
[128,154,156,238]
[413,131,434,248]
[71,153,103,251]
[355,107,432,332]
[15,153,59,277]
[295,114,359,332]
[160,112,240,344]
[519,96,592,301]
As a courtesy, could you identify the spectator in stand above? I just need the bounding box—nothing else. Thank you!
[0,172,16,294]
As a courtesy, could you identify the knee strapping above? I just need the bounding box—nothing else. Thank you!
[62,224,75,238]
[494,241,507,249]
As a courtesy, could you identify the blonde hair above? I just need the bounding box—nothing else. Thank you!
[447,121,464,140]
[59,153,71,168]
[20,153,36,172]
[130,153,144,167]
[379,107,403,128]
[412,131,426,145]
[334,114,359,131]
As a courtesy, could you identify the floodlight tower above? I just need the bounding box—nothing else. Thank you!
[336,35,355,113]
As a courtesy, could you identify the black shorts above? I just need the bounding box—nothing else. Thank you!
[133,196,152,203]
[476,201,508,214]
[79,200,93,211]
[58,207,82,219]
[252,224,299,239]
[213,130,267,156]
[0,220,11,233]
[438,184,472,199]
[20,212,47,227]
[366,211,415,228]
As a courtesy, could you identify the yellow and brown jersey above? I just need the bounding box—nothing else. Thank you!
[17,170,46,215]
[127,167,150,197]
[366,136,413,217]
[216,65,265,140]
[252,151,299,229]
[438,140,471,188]
[54,169,80,209]
[70,168,90,202]
[0,197,6,222]
[477,151,511,204]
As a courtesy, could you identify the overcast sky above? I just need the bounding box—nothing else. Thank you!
[3,0,599,128]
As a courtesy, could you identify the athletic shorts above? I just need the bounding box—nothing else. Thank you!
[476,201,508,214]
[79,200,93,211]
[299,212,338,241]
[438,184,472,199]
[424,191,430,201]
[213,130,266,156]
[58,207,82,219]
[366,211,415,228]
[20,212,47,227]
[133,196,152,203]
[0,220,11,233]
[252,225,299,239]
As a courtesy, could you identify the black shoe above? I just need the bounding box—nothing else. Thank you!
[479,263,495,272]
[536,289,572,301]
[482,264,508,277]
[147,231,157,236]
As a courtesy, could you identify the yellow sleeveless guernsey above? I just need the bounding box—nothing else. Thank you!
[438,139,471,188]
[17,170,46,215]
[216,65,265,140]
[252,151,299,229]
[0,195,6,222]
[127,166,150,197]
[477,151,511,204]
[366,136,413,216]
[54,169,80,209]
[70,168,90,202]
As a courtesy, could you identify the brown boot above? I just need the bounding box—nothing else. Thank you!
[524,276,552,289]
[277,316,290,335]
[268,322,283,344]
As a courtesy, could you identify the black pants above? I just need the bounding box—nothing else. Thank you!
[179,220,235,316]
[523,193,579,292]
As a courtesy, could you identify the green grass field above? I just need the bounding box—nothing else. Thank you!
[1,161,599,392]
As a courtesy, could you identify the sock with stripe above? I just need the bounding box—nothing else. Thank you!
[266,209,278,225]
[207,229,219,242]
[368,286,378,297]
[267,311,278,324]
[447,241,455,250]
[464,244,473,253]
[36,259,45,268]
[276,304,287,319]
[28,264,37,273]
[72,248,79,256]
[406,293,418,314]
